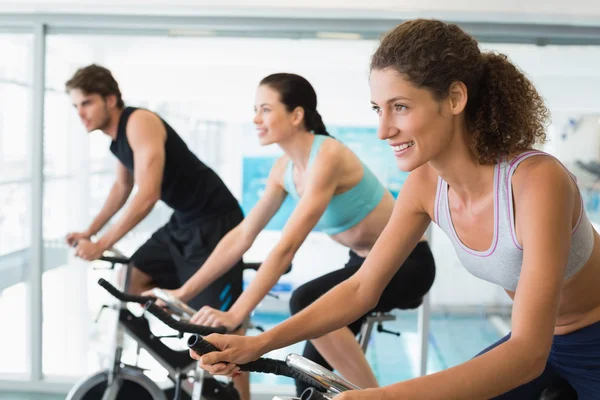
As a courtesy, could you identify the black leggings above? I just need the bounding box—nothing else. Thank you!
[289,241,436,395]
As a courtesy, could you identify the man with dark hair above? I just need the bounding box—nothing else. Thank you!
[65,63,245,324]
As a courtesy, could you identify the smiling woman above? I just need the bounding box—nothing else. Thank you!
[163,72,437,396]
[191,19,600,400]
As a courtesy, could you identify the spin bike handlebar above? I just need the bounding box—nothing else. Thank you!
[274,355,360,400]
[97,278,226,336]
[286,354,360,394]
[98,254,131,266]
[98,278,332,392]
[187,337,360,398]
[187,335,333,393]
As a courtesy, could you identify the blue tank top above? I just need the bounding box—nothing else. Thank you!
[283,135,385,235]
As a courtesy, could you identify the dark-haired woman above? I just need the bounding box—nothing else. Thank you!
[193,20,600,399]
[148,72,436,396]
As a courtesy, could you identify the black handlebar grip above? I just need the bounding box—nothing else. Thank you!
[188,333,221,354]
[146,304,226,335]
[97,278,154,304]
[97,279,227,335]
[99,255,131,265]
[300,387,330,400]
[187,334,329,391]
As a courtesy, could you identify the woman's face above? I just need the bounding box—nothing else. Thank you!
[370,68,459,172]
[253,85,300,146]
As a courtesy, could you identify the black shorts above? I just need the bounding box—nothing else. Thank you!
[130,207,244,311]
[289,241,436,333]
[289,241,437,395]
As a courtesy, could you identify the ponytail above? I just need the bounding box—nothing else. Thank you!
[307,110,329,136]
[466,52,549,164]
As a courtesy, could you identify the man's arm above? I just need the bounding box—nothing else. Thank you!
[86,162,134,236]
[96,110,166,250]
[67,162,133,247]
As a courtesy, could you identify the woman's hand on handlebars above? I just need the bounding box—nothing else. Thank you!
[66,231,91,247]
[74,238,107,261]
[190,306,241,331]
[190,333,264,374]
[141,287,187,308]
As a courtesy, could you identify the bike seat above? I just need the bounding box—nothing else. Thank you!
[397,296,423,310]
[538,378,578,400]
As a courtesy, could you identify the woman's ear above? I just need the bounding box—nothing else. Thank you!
[292,106,305,127]
[448,81,468,116]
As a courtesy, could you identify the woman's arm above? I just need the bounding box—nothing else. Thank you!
[197,165,433,366]
[364,157,574,400]
[222,143,347,328]
[176,157,289,302]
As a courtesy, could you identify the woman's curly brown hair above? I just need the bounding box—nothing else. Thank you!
[370,19,550,164]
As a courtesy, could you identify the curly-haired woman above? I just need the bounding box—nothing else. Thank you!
[194,19,600,399]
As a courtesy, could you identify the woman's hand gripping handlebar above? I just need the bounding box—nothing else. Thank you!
[187,335,336,394]
[97,278,226,336]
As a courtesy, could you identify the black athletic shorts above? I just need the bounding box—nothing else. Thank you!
[130,207,244,311]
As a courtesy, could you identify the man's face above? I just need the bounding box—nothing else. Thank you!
[69,89,111,133]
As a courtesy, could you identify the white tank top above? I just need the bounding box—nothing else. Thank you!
[433,151,594,291]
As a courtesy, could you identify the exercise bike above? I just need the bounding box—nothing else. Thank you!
[66,251,238,400]
[78,272,578,400]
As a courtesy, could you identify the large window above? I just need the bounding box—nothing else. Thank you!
[0,33,33,376]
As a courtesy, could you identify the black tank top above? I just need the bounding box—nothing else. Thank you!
[110,107,240,224]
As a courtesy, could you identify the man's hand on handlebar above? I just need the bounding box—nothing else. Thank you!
[66,230,92,247]
[191,306,241,331]
[74,238,108,261]
[191,333,264,374]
